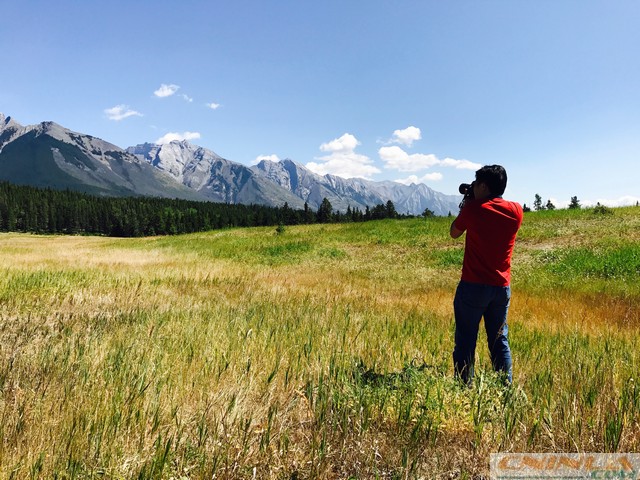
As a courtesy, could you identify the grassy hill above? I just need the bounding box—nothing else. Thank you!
[0,206,638,478]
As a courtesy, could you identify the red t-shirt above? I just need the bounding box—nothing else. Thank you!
[453,197,523,287]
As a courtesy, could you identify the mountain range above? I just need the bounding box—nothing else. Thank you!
[0,113,461,215]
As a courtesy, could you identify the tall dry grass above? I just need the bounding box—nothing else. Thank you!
[0,206,638,478]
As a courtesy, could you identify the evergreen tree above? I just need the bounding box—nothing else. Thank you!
[0,181,436,237]
[568,196,581,209]
[422,207,435,218]
[371,204,387,220]
[316,198,333,223]
[303,202,315,224]
[345,205,353,222]
[533,194,544,211]
[545,199,556,210]
[385,200,397,219]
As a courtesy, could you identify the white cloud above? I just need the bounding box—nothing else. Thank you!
[319,133,360,153]
[253,154,280,165]
[392,126,421,146]
[156,131,201,144]
[104,105,143,121]
[439,157,484,170]
[378,146,439,172]
[581,196,640,208]
[394,173,444,185]
[154,84,180,98]
[181,94,193,103]
[379,145,481,172]
[306,133,381,179]
[206,102,221,110]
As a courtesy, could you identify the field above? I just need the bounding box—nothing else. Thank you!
[0,206,639,479]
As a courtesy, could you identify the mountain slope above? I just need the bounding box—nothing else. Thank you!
[0,117,207,200]
[127,142,306,208]
[251,158,461,215]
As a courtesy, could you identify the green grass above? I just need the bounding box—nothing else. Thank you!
[0,206,638,478]
[545,243,640,280]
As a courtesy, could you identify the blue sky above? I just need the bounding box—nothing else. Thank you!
[1,0,639,208]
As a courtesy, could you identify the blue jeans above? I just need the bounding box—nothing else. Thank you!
[453,281,512,385]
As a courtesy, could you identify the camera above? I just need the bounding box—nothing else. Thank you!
[458,182,475,209]
[459,183,473,195]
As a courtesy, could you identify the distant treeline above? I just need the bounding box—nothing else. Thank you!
[0,182,417,237]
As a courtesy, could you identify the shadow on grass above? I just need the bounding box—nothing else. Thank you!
[351,358,445,388]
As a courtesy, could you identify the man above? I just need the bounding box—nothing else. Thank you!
[449,165,523,385]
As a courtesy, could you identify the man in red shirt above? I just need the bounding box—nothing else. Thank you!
[450,165,523,385]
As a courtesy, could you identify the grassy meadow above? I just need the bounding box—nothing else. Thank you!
[0,206,639,479]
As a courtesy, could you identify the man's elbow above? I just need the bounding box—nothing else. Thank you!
[450,223,464,239]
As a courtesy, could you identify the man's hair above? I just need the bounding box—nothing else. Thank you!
[475,165,507,196]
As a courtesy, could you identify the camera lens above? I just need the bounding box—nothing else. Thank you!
[459,183,472,195]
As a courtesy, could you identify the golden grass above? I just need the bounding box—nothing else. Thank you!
[0,208,638,478]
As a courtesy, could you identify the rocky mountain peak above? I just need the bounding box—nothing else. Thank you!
[0,114,26,150]
[127,140,225,188]
[0,113,21,132]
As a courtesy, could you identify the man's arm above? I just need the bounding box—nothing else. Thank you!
[450,219,464,239]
